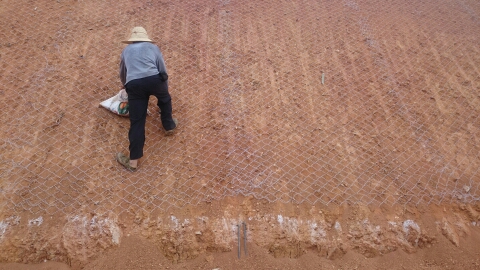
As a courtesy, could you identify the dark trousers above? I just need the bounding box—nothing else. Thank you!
[125,74,175,160]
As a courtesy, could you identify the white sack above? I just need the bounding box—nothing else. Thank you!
[99,89,129,117]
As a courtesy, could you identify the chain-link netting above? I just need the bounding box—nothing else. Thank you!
[0,0,479,216]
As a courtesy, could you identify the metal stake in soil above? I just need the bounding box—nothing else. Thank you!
[237,223,241,259]
[243,222,247,256]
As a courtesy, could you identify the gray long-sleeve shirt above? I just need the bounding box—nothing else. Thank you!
[119,42,167,86]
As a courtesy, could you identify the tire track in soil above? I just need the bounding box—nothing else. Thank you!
[235,4,285,202]
[444,52,480,201]
[378,31,446,205]
[333,6,380,203]
[255,1,309,203]
[313,2,357,204]
[341,0,452,205]
[0,1,92,215]
[50,0,127,215]
[285,0,345,204]
[308,1,391,204]
[415,32,480,202]
[394,7,480,203]
[242,3,279,202]
[236,0,327,204]
[141,2,193,209]
[215,0,255,199]
[171,3,215,205]
[408,33,462,203]
[342,37,388,202]
[315,2,354,204]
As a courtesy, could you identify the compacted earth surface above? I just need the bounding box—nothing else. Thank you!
[0,0,479,269]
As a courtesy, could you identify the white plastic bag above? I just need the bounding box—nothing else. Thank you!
[99,89,129,117]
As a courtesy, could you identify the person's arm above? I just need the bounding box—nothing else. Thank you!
[119,54,127,86]
[155,46,167,73]
[155,46,168,81]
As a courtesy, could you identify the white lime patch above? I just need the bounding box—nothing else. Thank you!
[28,216,43,226]
[0,216,20,241]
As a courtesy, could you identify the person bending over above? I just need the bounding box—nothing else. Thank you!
[116,26,177,171]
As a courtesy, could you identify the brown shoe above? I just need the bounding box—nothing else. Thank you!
[116,153,137,171]
[165,118,178,136]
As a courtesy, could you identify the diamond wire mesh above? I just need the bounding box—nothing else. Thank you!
[0,0,479,217]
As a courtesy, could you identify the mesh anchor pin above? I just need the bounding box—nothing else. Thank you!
[237,221,248,259]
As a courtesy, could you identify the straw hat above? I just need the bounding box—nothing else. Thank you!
[122,27,153,44]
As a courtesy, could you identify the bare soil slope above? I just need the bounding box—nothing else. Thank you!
[0,0,479,269]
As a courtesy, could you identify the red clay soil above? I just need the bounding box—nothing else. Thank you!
[0,0,479,269]
[1,199,480,269]
[3,234,480,270]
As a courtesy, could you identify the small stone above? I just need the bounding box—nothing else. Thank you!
[451,172,460,181]
[463,185,471,193]
[442,219,459,247]
[195,231,202,235]
[204,254,214,263]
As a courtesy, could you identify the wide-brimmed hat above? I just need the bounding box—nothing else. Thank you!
[122,27,153,44]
